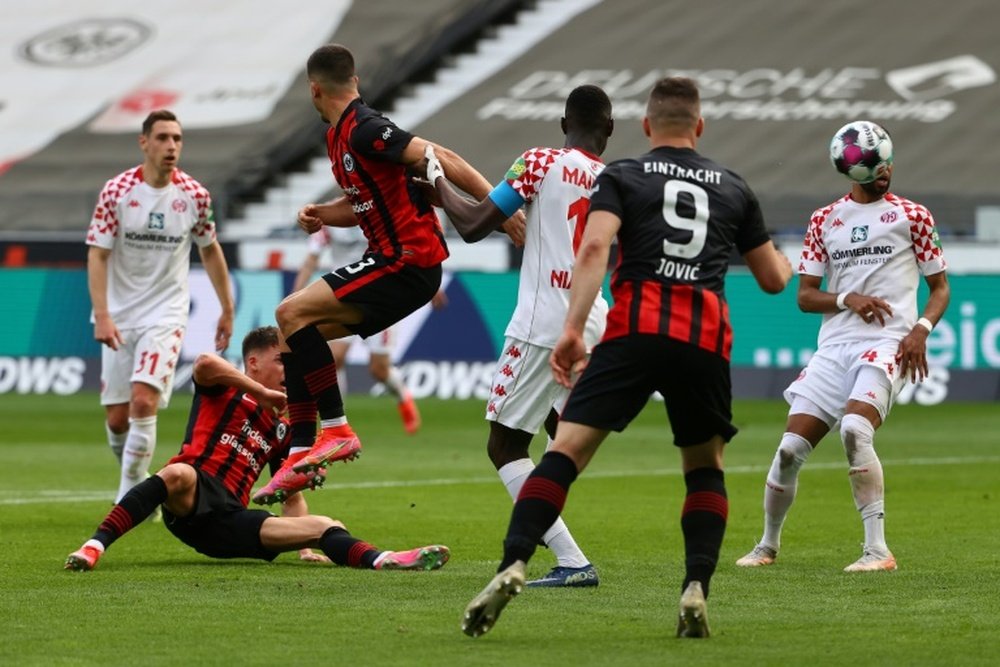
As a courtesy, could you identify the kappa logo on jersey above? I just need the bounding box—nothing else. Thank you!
[342,152,355,172]
[147,212,165,230]
[172,199,188,213]
[831,217,844,228]
[505,157,527,181]
[851,225,869,243]
[128,199,141,208]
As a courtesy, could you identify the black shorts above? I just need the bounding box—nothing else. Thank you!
[560,334,738,446]
[322,254,442,338]
[162,468,279,561]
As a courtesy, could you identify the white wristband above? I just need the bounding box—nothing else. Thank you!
[835,292,849,310]
[916,317,934,333]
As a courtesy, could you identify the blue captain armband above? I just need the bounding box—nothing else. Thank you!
[487,181,524,218]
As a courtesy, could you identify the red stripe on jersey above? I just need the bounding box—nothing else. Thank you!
[698,289,721,353]
[604,281,632,340]
[638,281,661,334]
[668,285,693,341]
[169,387,288,507]
[720,300,733,361]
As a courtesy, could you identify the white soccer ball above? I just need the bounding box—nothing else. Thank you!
[829,120,893,184]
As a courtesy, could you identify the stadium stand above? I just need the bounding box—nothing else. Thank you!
[2,0,998,255]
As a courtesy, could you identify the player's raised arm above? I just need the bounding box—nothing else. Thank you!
[424,145,510,242]
[192,353,287,412]
[742,241,793,295]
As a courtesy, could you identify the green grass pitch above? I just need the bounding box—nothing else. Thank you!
[1,393,997,666]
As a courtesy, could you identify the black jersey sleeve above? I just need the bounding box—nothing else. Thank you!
[589,161,628,218]
[350,114,414,163]
[733,180,772,254]
[192,379,227,397]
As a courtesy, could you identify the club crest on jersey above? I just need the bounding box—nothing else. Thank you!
[276,422,287,441]
[171,199,188,213]
[147,212,165,230]
[850,225,869,243]
[342,152,355,172]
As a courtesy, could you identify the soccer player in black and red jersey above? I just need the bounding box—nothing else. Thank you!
[65,326,450,572]
[254,43,524,505]
[461,77,793,639]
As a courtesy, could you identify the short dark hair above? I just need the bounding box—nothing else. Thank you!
[242,326,279,360]
[141,110,178,136]
[646,77,700,128]
[564,85,612,133]
[307,44,356,89]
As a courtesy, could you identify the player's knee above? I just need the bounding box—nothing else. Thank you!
[275,298,296,329]
[315,516,344,534]
[130,391,159,416]
[840,414,875,464]
[156,463,193,493]
[776,432,812,470]
[107,414,129,434]
[487,424,531,468]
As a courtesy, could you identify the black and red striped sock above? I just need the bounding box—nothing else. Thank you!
[93,475,168,549]
[318,526,380,568]
[499,450,578,571]
[281,352,317,448]
[286,326,345,421]
[680,467,729,598]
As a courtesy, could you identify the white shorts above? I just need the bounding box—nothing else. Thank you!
[784,339,905,423]
[101,325,185,408]
[485,338,571,434]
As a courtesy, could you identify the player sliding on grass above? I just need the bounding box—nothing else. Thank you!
[736,120,950,573]
[66,326,449,573]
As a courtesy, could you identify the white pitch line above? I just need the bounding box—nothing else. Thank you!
[2,455,998,506]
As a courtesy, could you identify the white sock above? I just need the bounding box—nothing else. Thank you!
[83,539,105,553]
[116,416,157,503]
[760,432,813,550]
[381,367,408,401]
[841,414,887,553]
[497,458,589,568]
[106,421,127,465]
[319,417,348,429]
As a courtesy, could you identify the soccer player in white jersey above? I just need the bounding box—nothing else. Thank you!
[425,85,613,587]
[737,121,950,572]
[86,110,234,506]
[292,225,427,434]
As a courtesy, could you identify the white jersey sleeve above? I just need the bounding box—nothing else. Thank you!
[799,192,946,348]
[501,147,609,349]
[86,167,216,329]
